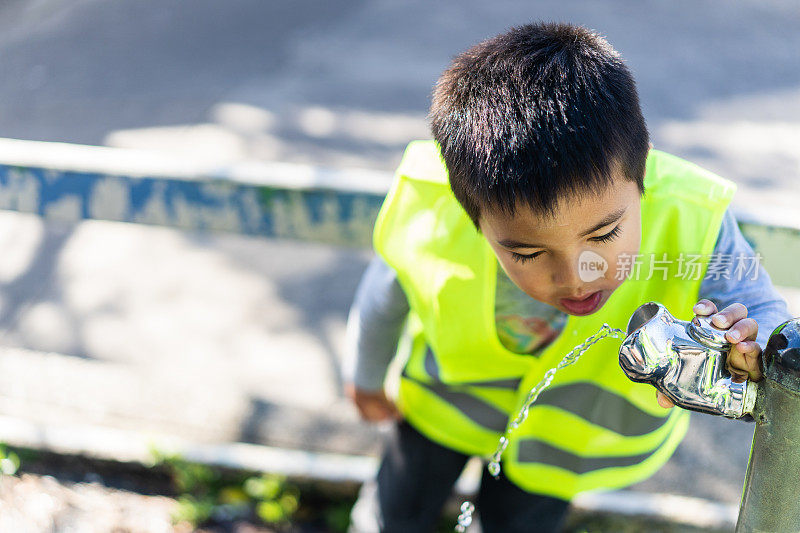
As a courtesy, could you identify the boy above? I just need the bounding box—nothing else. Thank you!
[343,22,791,532]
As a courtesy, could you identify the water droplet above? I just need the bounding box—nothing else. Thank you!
[482,324,626,493]
[455,500,476,532]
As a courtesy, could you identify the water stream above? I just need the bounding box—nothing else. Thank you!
[455,323,626,531]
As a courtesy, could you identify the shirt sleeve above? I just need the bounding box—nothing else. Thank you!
[342,254,411,391]
[698,209,792,349]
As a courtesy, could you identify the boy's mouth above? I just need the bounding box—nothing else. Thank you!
[559,291,603,315]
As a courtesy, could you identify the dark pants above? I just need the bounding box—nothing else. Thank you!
[350,420,570,533]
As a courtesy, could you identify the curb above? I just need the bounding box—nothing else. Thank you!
[0,136,798,230]
[0,137,393,194]
[0,414,737,530]
[1,137,799,285]
[571,490,736,530]
[0,414,376,484]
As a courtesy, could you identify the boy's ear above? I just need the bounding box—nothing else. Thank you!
[648,142,654,150]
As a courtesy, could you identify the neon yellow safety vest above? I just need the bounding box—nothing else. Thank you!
[373,140,736,500]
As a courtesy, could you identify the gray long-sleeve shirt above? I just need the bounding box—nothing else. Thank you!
[343,209,792,391]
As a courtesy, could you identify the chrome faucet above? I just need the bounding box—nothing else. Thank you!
[619,301,756,418]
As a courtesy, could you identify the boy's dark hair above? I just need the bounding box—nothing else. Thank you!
[429,22,649,230]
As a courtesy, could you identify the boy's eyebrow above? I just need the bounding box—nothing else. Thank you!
[497,207,627,249]
[578,207,627,237]
[498,238,547,249]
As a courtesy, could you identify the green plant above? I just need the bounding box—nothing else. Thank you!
[172,494,216,525]
[324,500,355,533]
[245,473,299,526]
[0,443,20,476]
[148,446,299,529]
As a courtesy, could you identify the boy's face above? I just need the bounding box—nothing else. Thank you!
[478,176,642,316]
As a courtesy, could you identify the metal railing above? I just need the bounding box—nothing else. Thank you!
[1,138,799,292]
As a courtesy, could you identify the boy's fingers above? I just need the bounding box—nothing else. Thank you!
[367,406,393,422]
[720,314,762,382]
[726,358,751,383]
[360,396,402,422]
[358,402,378,421]
[656,391,674,409]
[725,317,758,344]
[383,398,402,419]
[728,341,764,382]
[711,303,748,329]
[355,396,383,420]
[693,299,717,316]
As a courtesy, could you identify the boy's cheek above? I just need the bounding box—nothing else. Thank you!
[608,236,641,277]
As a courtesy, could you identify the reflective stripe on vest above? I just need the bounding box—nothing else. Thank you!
[374,140,735,498]
[531,382,666,437]
[516,411,679,472]
[403,370,510,433]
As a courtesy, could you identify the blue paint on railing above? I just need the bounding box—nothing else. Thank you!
[2,159,799,288]
[0,164,385,248]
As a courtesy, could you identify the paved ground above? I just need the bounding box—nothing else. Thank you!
[0,0,799,512]
[0,0,798,216]
[0,209,798,506]
[0,211,379,457]
[0,473,178,533]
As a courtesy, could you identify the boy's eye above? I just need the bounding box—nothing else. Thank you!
[510,250,543,264]
[590,225,622,244]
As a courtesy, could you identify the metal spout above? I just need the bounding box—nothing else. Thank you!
[619,301,756,419]
[626,301,661,335]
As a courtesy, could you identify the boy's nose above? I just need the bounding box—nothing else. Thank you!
[551,256,583,291]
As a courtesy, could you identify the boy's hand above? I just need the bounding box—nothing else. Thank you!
[345,383,402,422]
[655,299,763,409]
